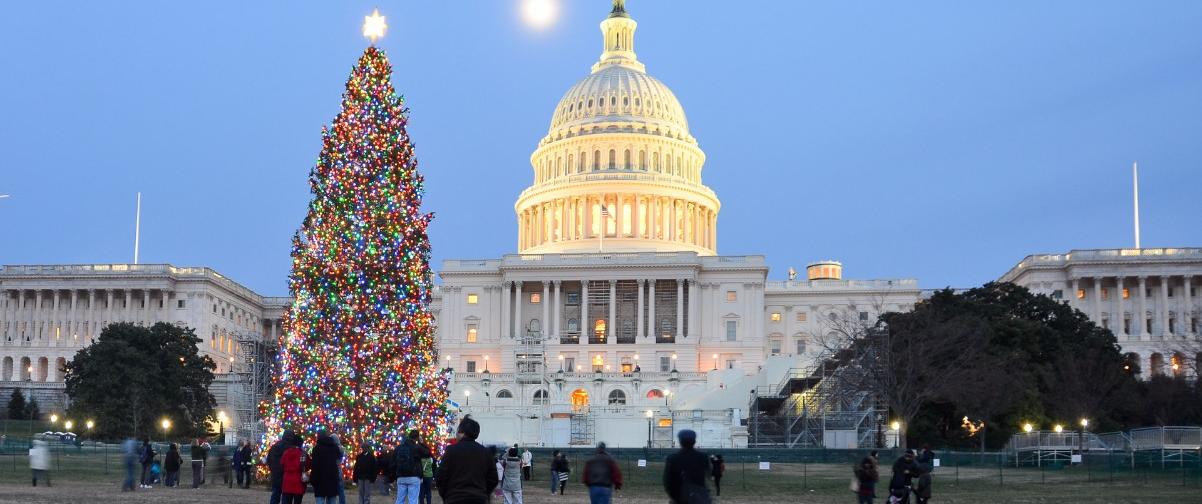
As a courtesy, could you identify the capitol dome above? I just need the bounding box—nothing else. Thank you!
[515,1,720,256]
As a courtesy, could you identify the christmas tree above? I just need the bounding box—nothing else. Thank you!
[260,40,453,468]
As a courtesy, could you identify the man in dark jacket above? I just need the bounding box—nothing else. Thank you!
[238,441,254,488]
[310,432,344,504]
[583,442,623,504]
[890,449,920,504]
[663,430,710,504]
[354,444,378,504]
[394,430,433,504]
[267,431,296,504]
[435,418,499,504]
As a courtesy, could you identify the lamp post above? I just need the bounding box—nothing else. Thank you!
[645,410,654,448]
[484,355,490,373]
[161,418,172,445]
[86,420,95,431]
[464,389,471,407]
[217,411,227,443]
[558,355,564,371]
[1078,418,1089,454]
[712,354,718,371]
[25,369,33,439]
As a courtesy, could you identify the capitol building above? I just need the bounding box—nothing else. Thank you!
[0,3,1199,448]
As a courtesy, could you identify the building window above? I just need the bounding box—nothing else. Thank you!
[466,294,478,304]
[859,311,869,322]
[1076,289,1086,300]
[530,293,541,304]
[594,319,607,341]
[1101,288,1110,300]
[1146,288,1153,297]
[591,354,604,372]
[770,312,781,322]
[646,389,664,399]
[567,318,579,332]
[726,359,737,370]
[466,324,478,343]
[796,312,807,322]
[564,357,575,371]
[796,338,806,355]
[1168,287,1175,298]
[177,300,186,309]
[1051,290,1063,299]
[659,356,671,372]
[608,149,616,169]
[533,389,549,405]
[608,390,627,405]
[496,389,513,399]
[1192,317,1198,333]
[1122,288,1130,299]
[725,291,737,302]
[1146,318,1153,333]
[466,361,477,373]
[1101,318,1109,330]
[725,321,737,341]
[769,339,782,355]
[1123,317,1131,334]
[566,292,581,304]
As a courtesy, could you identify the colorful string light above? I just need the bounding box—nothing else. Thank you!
[259,46,453,476]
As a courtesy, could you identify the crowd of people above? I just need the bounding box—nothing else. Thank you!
[112,435,255,491]
[853,446,936,504]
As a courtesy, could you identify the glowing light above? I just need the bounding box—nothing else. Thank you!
[50,414,58,423]
[86,420,94,430]
[645,410,653,418]
[363,8,388,43]
[1054,424,1063,433]
[1022,423,1033,433]
[1080,418,1089,428]
[890,420,901,431]
[520,0,558,29]
[64,420,73,430]
[161,418,172,430]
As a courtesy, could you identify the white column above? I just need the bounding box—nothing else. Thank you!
[270,319,279,341]
[1092,278,1102,324]
[124,290,133,322]
[580,280,589,345]
[688,279,699,338]
[675,279,684,340]
[1069,278,1079,311]
[143,290,151,323]
[500,281,511,340]
[647,280,657,340]
[1160,278,1170,336]
[631,196,641,239]
[34,290,43,341]
[541,281,551,339]
[70,290,79,341]
[52,290,61,344]
[1137,277,1148,340]
[583,196,593,239]
[1185,276,1194,334]
[88,290,97,339]
[1116,277,1125,337]
[608,280,616,344]
[636,279,645,339]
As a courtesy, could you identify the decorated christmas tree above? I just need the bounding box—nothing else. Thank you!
[260,17,452,468]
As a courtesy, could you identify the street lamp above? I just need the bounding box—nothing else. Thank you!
[671,353,678,370]
[1022,423,1034,433]
[484,355,490,372]
[1079,418,1089,453]
[712,353,718,371]
[558,355,564,370]
[86,420,94,431]
[161,418,172,444]
[464,389,471,407]
[64,420,73,431]
[645,410,654,448]
[1053,424,1063,433]
[217,411,228,441]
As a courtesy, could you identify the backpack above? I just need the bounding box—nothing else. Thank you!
[393,441,420,477]
[585,458,611,486]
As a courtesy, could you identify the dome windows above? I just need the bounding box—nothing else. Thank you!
[593,150,601,171]
[610,96,617,107]
[635,97,641,107]
[608,149,616,170]
[588,98,594,108]
[623,96,629,107]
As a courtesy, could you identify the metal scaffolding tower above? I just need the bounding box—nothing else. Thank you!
[234,330,277,443]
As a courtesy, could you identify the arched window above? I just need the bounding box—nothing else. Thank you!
[624,150,631,169]
[635,97,641,107]
[1150,353,1164,377]
[646,389,664,399]
[496,389,513,399]
[608,389,627,405]
[527,319,542,337]
[593,150,601,171]
[588,98,594,108]
[533,389,549,405]
[653,152,660,172]
[579,152,586,173]
[623,96,629,107]
[568,154,574,174]
[567,318,580,332]
[610,96,616,107]
[1123,352,1140,375]
[639,151,646,170]
[594,319,607,341]
[666,155,672,174]
[556,157,562,176]
[571,388,589,407]
[608,149,616,169]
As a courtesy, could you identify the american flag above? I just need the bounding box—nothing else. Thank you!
[600,205,611,219]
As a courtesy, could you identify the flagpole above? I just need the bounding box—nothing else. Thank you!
[1132,162,1140,249]
[134,192,142,264]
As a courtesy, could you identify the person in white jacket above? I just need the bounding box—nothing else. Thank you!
[29,439,51,487]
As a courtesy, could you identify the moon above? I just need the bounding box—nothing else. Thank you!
[521,0,558,29]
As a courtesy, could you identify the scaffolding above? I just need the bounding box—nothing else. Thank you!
[748,352,883,448]
[234,330,276,444]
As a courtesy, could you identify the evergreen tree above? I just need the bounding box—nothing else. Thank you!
[24,397,40,421]
[7,389,26,420]
[261,46,453,469]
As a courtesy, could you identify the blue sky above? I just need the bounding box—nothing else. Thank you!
[1,1,1199,296]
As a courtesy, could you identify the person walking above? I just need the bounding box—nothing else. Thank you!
[853,453,879,504]
[520,448,532,482]
[164,443,182,487]
[553,452,570,495]
[269,432,297,504]
[393,430,432,504]
[913,465,932,504]
[435,418,499,504]
[29,439,50,487]
[501,447,524,504]
[121,437,138,491]
[709,454,725,497]
[889,450,919,504]
[191,437,210,489]
[548,450,563,495]
[139,438,156,488]
[239,440,254,488]
[281,439,308,504]
[232,442,245,487]
[377,446,395,497]
[663,430,710,504]
[311,432,344,504]
[582,442,622,504]
[916,445,935,470]
[419,454,435,504]
[354,444,378,504]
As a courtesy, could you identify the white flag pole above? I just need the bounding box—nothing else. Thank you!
[1132,162,1140,249]
[134,192,142,264]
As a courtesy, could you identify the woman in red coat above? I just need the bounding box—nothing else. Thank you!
[281,443,308,504]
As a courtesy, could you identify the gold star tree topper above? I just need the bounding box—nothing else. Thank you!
[363,8,388,43]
